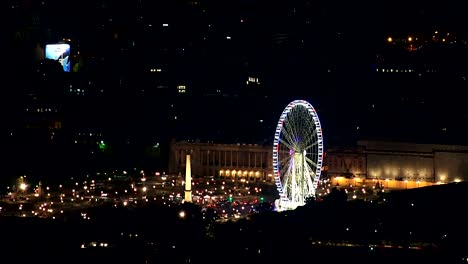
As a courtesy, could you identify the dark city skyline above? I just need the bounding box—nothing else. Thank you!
[2,1,468,263]
[3,0,468,179]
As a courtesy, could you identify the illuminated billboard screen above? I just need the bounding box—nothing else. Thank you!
[45,43,71,72]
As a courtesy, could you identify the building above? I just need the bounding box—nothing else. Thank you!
[328,140,468,190]
[326,146,366,179]
[169,140,274,182]
[170,139,468,190]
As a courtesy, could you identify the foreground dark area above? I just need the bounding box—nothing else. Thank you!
[1,183,467,264]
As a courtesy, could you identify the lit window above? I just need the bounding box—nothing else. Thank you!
[177,85,186,93]
[247,77,260,84]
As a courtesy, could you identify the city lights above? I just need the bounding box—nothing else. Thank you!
[3,2,468,261]
[179,211,186,218]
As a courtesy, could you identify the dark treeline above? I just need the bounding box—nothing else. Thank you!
[1,183,467,264]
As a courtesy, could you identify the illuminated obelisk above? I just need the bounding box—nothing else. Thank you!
[184,154,192,202]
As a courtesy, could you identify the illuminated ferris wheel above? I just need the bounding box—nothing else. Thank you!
[273,100,324,210]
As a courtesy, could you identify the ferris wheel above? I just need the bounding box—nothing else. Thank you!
[273,100,324,210]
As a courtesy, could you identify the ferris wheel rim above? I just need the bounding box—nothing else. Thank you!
[272,99,324,208]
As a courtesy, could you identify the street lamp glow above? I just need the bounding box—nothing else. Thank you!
[179,211,186,218]
[19,183,27,191]
[387,37,392,42]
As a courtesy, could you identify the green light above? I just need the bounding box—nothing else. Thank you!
[228,196,233,202]
[98,140,107,150]
[260,197,264,202]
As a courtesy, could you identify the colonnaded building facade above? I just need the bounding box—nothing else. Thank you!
[170,139,468,190]
[169,140,274,182]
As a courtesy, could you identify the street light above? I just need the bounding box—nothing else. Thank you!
[179,211,186,218]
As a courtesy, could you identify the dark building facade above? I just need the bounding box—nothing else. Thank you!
[169,140,274,182]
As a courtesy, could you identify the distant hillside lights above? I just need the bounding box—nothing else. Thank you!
[386,32,461,49]
[376,68,439,73]
[386,35,415,44]
[376,68,414,73]
[25,107,58,113]
[69,85,85,96]
[74,132,103,144]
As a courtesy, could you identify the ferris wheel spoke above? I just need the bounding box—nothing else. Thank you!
[279,138,294,151]
[281,124,296,147]
[292,108,305,144]
[302,129,317,149]
[305,161,316,177]
[284,122,298,147]
[304,141,318,151]
[288,109,300,144]
[304,163,316,194]
[305,156,318,169]
[287,108,303,144]
[278,147,291,158]
[278,155,292,166]
[280,160,292,187]
[280,159,292,176]
[282,165,293,195]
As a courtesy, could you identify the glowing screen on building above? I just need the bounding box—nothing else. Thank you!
[45,44,71,72]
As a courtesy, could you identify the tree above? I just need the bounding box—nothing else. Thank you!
[324,187,348,205]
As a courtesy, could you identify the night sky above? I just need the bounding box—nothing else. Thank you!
[2,0,468,181]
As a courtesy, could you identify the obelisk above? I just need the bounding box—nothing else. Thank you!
[184,154,192,202]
